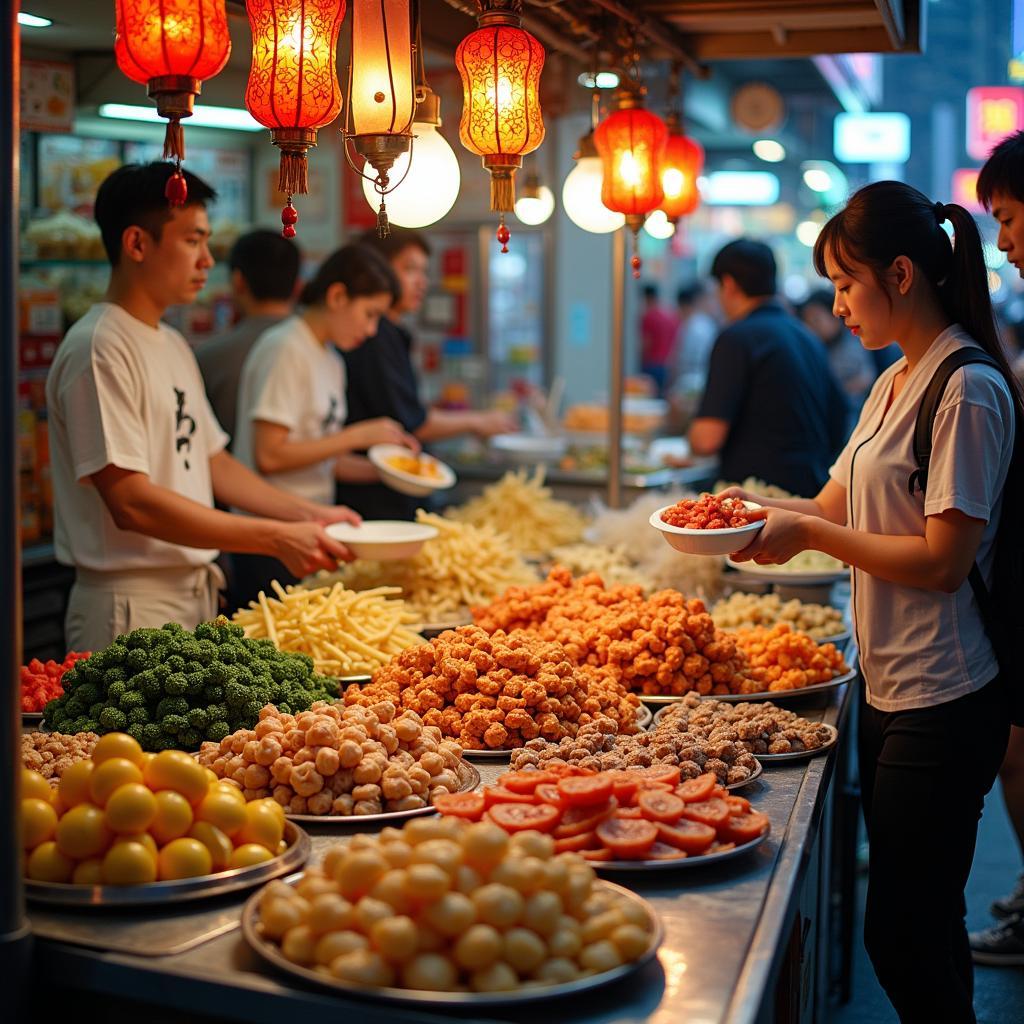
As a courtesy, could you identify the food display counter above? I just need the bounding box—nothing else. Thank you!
[26,666,857,1024]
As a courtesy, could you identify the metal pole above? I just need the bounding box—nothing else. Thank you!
[607,227,625,510]
[2,0,31,1014]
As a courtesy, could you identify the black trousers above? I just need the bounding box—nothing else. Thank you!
[229,553,299,612]
[858,675,1011,1024]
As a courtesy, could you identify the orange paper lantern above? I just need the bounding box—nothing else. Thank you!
[114,0,231,204]
[660,116,704,222]
[245,0,346,237]
[455,0,544,251]
[594,93,667,276]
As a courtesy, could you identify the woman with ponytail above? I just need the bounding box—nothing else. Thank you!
[232,244,420,602]
[722,181,1020,1023]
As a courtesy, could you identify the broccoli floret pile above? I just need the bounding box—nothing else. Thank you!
[42,617,338,750]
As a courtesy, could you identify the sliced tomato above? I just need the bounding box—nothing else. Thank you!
[432,791,485,820]
[725,795,751,815]
[656,819,716,854]
[552,798,618,839]
[632,780,673,803]
[638,790,686,824]
[488,802,561,833]
[708,841,736,854]
[720,812,770,845]
[677,772,717,803]
[710,785,730,800]
[553,830,601,853]
[615,806,644,819]
[596,817,658,860]
[634,764,681,787]
[646,841,689,861]
[557,774,614,807]
[544,764,596,779]
[483,786,538,808]
[535,783,567,808]
[580,847,615,862]
[606,770,641,804]
[679,798,731,829]
[498,770,553,794]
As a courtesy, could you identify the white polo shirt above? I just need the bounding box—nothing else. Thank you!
[233,315,346,506]
[46,302,229,571]
[830,324,1015,711]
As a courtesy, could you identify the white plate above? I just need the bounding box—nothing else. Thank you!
[242,879,663,1007]
[651,501,764,556]
[726,557,848,586]
[369,444,457,497]
[325,520,438,561]
[594,829,769,873]
[490,433,567,463]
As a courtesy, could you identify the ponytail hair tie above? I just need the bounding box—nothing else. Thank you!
[934,201,946,225]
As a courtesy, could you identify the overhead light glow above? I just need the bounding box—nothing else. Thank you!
[702,171,780,206]
[752,139,786,162]
[643,210,675,240]
[18,12,53,26]
[803,167,834,193]
[562,156,625,234]
[514,184,554,225]
[796,220,821,247]
[577,70,621,90]
[98,102,264,132]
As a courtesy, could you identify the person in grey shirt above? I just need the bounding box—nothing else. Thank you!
[197,230,300,448]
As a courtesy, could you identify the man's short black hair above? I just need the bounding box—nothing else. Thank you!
[977,130,1024,209]
[357,226,431,262]
[94,162,217,266]
[642,283,660,301]
[676,283,704,306]
[710,239,776,298]
[229,230,301,301]
[800,289,836,314]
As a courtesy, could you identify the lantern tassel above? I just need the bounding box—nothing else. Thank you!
[490,173,515,213]
[162,117,185,164]
[278,151,309,198]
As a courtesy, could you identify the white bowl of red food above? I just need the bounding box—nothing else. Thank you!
[650,495,764,555]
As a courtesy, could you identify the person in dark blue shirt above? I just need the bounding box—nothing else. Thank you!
[688,239,849,497]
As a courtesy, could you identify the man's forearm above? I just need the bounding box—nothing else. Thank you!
[210,451,310,521]
[416,409,477,442]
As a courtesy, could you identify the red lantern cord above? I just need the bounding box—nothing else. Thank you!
[496,215,511,254]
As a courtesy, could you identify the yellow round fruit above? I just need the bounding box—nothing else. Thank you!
[144,750,209,805]
[104,783,158,835]
[21,768,52,803]
[114,832,158,859]
[228,844,274,869]
[58,760,95,809]
[102,841,158,885]
[22,798,58,850]
[195,790,248,838]
[149,790,194,845]
[72,858,104,885]
[188,822,234,871]
[235,801,283,851]
[211,781,245,801]
[55,803,113,860]
[88,758,144,807]
[139,752,156,771]
[260,798,286,826]
[26,841,75,883]
[202,768,219,786]
[157,838,213,881]
[92,732,144,767]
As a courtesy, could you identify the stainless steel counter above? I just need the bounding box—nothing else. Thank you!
[29,680,855,1024]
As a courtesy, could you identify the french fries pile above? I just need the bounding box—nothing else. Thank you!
[446,467,586,556]
[315,511,539,623]
[232,581,425,677]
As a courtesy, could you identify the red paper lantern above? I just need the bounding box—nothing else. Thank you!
[455,0,545,251]
[245,0,346,237]
[660,115,704,222]
[114,0,232,204]
[594,93,667,276]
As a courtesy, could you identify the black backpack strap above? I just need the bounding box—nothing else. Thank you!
[908,349,1002,497]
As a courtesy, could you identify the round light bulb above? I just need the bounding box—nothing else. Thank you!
[802,168,833,193]
[561,156,625,234]
[362,122,460,228]
[796,220,821,247]
[753,139,786,162]
[514,184,554,225]
[643,210,675,240]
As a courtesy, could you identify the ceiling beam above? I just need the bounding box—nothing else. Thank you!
[646,3,880,33]
[683,25,904,61]
[873,0,907,48]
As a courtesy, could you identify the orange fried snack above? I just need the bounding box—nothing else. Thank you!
[732,622,848,693]
[343,624,641,751]
[473,567,754,697]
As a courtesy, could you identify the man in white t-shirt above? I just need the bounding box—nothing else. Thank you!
[46,162,358,651]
